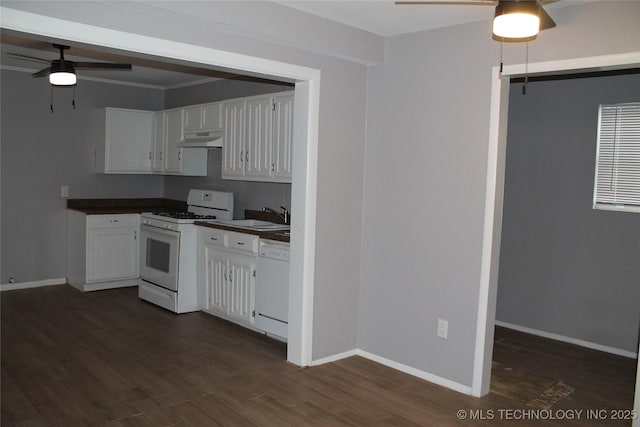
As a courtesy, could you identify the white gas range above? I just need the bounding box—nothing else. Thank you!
[139,189,233,313]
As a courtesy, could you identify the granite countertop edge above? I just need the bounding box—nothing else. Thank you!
[67,198,187,215]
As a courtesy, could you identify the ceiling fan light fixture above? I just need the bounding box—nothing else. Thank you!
[48,60,76,86]
[493,1,540,40]
[49,71,76,86]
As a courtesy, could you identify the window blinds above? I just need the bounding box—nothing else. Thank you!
[593,102,640,213]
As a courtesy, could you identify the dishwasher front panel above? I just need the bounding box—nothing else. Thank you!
[255,255,289,340]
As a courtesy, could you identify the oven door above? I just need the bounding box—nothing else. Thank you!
[140,224,180,291]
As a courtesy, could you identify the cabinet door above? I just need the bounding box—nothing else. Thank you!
[164,109,184,173]
[245,97,273,179]
[272,94,294,181]
[183,105,203,132]
[204,245,228,314]
[222,100,246,178]
[86,227,139,283]
[202,103,222,130]
[228,253,256,323]
[152,111,165,172]
[104,109,153,173]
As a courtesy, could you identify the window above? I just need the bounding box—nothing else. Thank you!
[593,102,640,213]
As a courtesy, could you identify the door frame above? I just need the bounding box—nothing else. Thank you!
[474,51,640,403]
[0,6,320,367]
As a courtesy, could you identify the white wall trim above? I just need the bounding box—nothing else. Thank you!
[1,277,66,291]
[476,50,640,403]
[0,6,320,368]
[310,349,359,366]
[311,348,473,396]
[496,321,639,360]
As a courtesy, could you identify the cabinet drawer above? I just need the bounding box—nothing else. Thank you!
[201,227,227,247]
[86,214,139,228]
[227,231,259,254]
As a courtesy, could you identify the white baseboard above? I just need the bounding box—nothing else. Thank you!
[0,277,66,291]
[311,348,473,396]
[69,278,140,292]
[496,320,638,359]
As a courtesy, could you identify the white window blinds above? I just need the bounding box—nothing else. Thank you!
[593,102,640,213]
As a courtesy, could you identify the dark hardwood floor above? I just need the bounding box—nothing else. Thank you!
[1,285,636,426]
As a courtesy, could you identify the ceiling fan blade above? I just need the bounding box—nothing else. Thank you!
[395,1,497,4]
[32,67,51,78]
[73,62,132,70]
[6,53,51,65]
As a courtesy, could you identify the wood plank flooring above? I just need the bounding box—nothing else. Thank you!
[1,285,637,426]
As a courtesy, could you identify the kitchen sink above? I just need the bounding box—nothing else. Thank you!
[209,219,290,231]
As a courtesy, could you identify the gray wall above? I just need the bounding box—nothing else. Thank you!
[361,1,640,388]
[163,78,293,217]
[3,0,637,390]
[0,69,165,284]
[496,73,640,353]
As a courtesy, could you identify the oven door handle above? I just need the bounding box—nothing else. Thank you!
[141,224,180,238]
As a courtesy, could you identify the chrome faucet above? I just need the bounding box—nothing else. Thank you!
[262,206,290,224]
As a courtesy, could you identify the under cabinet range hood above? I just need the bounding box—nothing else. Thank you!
[177,129,223,148]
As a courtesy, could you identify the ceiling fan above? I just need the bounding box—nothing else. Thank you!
[7,44,132,86]
[395,0,557,42]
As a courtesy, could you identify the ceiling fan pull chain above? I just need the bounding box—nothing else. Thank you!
[499,39,504,79]
[72,86,76,109]
[522,42,529,95]
[50,85,54,114]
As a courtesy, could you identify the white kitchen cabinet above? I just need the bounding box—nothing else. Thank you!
[67,211,140,292]
[95,108,153,174]
[272,93,294,181]
[184,102,222,132]
[153,109,208,176]
[228,253,256,323]
[222,91,293,183]
[222,99,246,179]
[198,227,257,326]
[245,97,273,179]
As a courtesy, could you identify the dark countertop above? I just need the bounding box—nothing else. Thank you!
[67,198,187,215]
[194,221,290,243]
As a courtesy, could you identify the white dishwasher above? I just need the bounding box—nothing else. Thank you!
[256,239,290,340]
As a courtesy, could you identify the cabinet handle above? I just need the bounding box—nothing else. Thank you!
[178,150,181,161]
[271,163,275,172]
[110,219,119,223]
[240,152,244,163]
[160,152,163,161]
[210,237,218,241]
[235,242,245,246]
[245,151,249,162]
[134,230,137,240]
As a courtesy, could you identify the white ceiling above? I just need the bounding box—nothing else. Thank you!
[279,0,497,37]
[0,1,580,87]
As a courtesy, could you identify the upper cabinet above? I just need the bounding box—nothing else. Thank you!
[184,102,222,132]
[222,91,294,183]
[97,107,206,176]
[153,109,208,176]
[95,108,154,174]
[95,91,292,181]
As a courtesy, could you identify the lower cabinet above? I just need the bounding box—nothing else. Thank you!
[199,227,257,326]
[67,211,140,292]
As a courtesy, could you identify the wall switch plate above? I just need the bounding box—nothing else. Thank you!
[61,185,69,198]
[437,318,448,339]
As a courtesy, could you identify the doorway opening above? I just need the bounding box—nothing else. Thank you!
[474,50,640,413]
[0,7,321,368]
[492,70,640,410]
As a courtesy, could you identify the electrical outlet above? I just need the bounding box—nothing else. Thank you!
[437,318,448,339]
[61,185,69,198]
